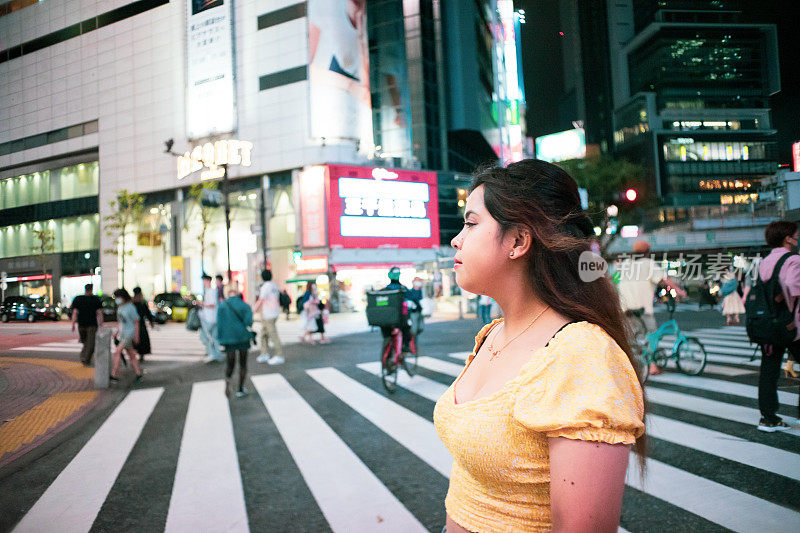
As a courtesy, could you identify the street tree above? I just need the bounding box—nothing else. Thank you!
[558,156,651,256]
[31,226,55,302]
[104,190,144,288]
[188,180,219,275]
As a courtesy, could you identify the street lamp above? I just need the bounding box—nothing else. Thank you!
[164,139,232,282]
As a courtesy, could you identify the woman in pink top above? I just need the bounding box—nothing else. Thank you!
[754,221,800,432]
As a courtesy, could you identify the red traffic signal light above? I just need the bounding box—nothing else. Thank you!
[624,188,638,202]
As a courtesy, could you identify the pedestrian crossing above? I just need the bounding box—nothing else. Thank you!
[9,327,208,363]
[8,334,800,533]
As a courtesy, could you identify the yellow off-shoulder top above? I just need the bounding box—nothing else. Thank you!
[433,320,644,533]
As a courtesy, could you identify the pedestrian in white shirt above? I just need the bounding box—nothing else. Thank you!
[254,269,285,365]
[617,240,684,375]
[200,274,224,363]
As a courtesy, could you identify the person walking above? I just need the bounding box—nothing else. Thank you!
[110,289,143,383]
[254,269,285,365]
[215,274,225,302]
[217,285,254,398]
[131,287,155,361]
[753,221,800,431]
[617,240,684,375]
[477,294,493,325]
[720,271,745,325]
[70,283,103,366]
[200,274,224,363]
[279,288,292,320]
[433,160,644,532]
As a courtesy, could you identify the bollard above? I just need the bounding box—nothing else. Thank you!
[94,327,112,388]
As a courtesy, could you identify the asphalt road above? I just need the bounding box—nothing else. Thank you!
[1,306,799,532]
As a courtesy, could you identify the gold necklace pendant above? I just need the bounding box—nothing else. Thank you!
[487,305,549,362]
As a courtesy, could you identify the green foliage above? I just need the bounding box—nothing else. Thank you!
[32,226,56,301]
[103,190,144,287]
[557,156,651,257]
[188,181,219,273]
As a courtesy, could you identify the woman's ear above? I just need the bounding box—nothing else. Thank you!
[508,227,532,259]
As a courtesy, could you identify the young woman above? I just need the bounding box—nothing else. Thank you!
[110,288,143,382]
[433,159,646,532]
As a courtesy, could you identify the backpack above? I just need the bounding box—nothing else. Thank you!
[720,278,738,297]
[745,253,798,346]
[296,293,307,314]
[279,291,291,307]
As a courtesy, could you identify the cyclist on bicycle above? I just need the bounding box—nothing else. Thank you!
[617,240,684,375]
[380,266,415,355]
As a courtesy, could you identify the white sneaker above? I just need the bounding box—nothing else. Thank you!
[204,355,221,364]
[256,353,271,363]
[267,355,285,365]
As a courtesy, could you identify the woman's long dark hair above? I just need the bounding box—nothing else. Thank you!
[471,158,647,468]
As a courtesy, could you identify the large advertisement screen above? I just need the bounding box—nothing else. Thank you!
[307,0,374,154]
[535,128,586,162]
[326,165,440,249]
[186,0,236,139]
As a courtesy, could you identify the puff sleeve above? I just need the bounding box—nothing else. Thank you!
[512,323,644,444]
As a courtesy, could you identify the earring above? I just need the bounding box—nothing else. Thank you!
[509,251,514,258]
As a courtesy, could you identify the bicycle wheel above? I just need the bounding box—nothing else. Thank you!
[676,337,707,376]
[626,313,647,356]
[633,349,650,384]
[381,346,399,393]
[403,336,419,376]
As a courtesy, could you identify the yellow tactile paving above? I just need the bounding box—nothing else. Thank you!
[0,390,99,457]
[0,356,94,380]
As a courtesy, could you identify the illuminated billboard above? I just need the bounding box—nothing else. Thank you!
[535,128,586,162]
[325,165,440,249]
[185,0,236,139]
[307,0,374,155]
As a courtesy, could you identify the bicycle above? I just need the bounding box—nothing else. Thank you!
[631,307,707,383]
[380,324,418,393]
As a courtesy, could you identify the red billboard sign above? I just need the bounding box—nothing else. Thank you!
[793,141,800,173]
[325,164,440,249]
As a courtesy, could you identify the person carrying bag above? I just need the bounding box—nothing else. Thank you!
[216,287,256,398]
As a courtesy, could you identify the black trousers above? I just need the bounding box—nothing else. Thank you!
[381,322,411,352]
[225,348,248,390]
[759,340,800,421]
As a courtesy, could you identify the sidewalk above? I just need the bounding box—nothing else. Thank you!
[0,357,105,468]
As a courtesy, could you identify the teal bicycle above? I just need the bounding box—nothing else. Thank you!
[627,307,708,383]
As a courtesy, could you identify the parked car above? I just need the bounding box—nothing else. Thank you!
[0,296,60,322]
[153,292,197,322]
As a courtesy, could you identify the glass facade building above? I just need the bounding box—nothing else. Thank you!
[610,0,780,206]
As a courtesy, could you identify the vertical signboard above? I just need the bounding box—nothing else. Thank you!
[793,141,800,173]
[307,0,374,154]
[299,166,328,248]
[186,0,236,139]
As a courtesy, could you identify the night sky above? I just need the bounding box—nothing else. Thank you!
[516,0,800,164]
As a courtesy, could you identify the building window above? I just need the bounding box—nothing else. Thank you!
[0,161,98,210]
[0,214,100,258]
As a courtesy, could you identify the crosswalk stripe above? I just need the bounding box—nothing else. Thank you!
[307,367,452,477]
[697,364,753,376]
[415,356,463,377]
[359,362,800,482]
[657,340,755,357]
[648,373,798,406]
[647,414,800,481]
[165,380,248,533]
[626,454,800,532]
[705,354,760,367]
[646,387,800,436]
[13,387,164,533]
[661,336,757,352]
[251,374,427,532]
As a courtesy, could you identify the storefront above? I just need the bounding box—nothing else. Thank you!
[291,164,441,310]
